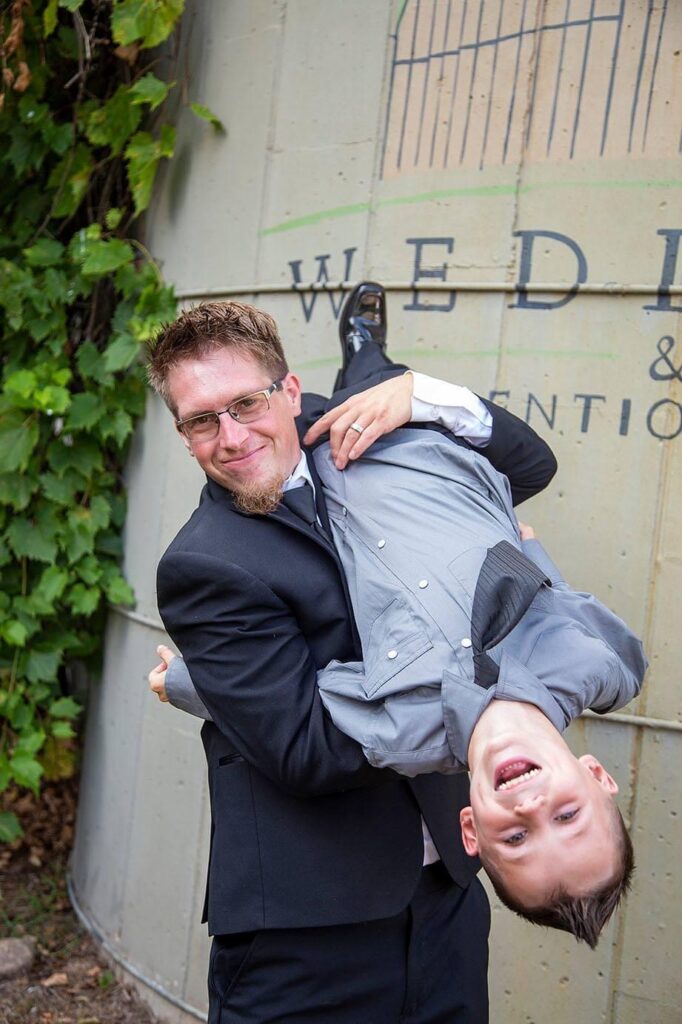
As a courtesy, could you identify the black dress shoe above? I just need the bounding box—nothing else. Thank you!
[338,281,387,371]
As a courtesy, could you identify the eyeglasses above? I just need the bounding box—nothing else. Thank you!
[176,380,284,443]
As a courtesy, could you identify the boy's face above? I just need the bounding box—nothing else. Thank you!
[460,733,620,907]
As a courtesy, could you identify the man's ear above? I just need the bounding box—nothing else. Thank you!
[579,754,619,796]
[459,806,480,857]
[283,373,302,416]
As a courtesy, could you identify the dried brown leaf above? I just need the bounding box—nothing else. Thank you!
[113,43,139,65]
[3,15,23,57]
[13,60,31,93]
[41,971,69,987]
[3,67,14,86]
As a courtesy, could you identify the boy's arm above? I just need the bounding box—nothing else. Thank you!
[305,371,557,505]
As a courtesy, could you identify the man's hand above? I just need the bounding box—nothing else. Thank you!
[148,643,177,703]
[303,373,413,469]
[518,521,536,540]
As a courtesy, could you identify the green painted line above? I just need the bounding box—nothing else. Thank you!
[394,0,409,34]
[261,202,370,236]
[379,184,518,207]
[389,348,499,360]
[505,348,616,359]
[261,178,681,236]
[295,356,344,371]
[296,348,615,372]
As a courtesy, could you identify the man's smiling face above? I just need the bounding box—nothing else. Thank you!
[167,347,303,496]
[461,727,621,907]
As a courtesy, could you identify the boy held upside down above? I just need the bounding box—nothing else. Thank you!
[150,426,646,949]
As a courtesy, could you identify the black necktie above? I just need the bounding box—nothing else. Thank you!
[281,481,323,532]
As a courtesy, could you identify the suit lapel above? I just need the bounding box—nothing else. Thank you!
[203,458,361,651]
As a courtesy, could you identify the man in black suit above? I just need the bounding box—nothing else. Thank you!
[147,290,557,1023]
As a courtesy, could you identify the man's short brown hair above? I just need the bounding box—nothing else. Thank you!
[483,805,634,949]
[147,301,289,415]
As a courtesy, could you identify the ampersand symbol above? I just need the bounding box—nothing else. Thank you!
[649,336,682,382]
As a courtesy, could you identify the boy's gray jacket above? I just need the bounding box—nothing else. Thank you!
[166,429,647,775]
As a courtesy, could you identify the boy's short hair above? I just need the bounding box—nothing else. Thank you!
[147,301,289,416]
[483,805,634,949]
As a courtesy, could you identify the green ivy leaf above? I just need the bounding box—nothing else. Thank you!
[82,238,134,276]
[42,120,74,156]
[130,73,172,112]
[75,341,109,383]
[26,648,62,683]
[6,508,59,564]
[100,407,133,446]
[66,582,101,615]
[103,333,140,372]
[40,471,80,505]
[190,102,225,133]
[0,811,23,843]
[51,720,75,740]
[63,508,97,562]
[59,0,86,10]
[50,696,81,719]
[1,621,29,647]
[44,0,59,35]
[105,573,135,606]
[24,238,65,267]
[49,144,94,218]
[0,756,12,794]
[10,754,43,793]
[3,369,37,406]
[75,554,102,585]
[66,392,104,430]
[85,86,142,156]
[112,0,185,49]
[89,495,111,530]
[0,474,36,511]
[14,730,46,758]
[48,436,103,479]
[0,411,39,473]
[125,128,175,214]
[35,565,70,603]
[105,207,124,230]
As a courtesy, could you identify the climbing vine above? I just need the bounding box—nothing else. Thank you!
[0,0,220,842]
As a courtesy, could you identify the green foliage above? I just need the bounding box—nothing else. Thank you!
[190,102,224,133]
[0,0,220,832]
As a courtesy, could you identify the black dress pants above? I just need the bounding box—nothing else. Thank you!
[208,863,490,1024]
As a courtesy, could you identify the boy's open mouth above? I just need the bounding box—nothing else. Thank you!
[494,759,541,791]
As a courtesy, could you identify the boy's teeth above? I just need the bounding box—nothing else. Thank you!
[497,767,540,790]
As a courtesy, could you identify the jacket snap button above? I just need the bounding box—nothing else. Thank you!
[418,579,428,589]
[461,638,472,648]
[387,649,398,660]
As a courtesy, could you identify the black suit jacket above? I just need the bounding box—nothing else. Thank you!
[156,376,557,936]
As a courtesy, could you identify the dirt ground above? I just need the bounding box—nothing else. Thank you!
[0,780,164,1024]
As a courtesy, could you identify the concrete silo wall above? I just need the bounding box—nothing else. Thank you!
[71,2,682,1021]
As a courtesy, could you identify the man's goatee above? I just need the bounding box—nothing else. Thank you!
[233,479,285,516]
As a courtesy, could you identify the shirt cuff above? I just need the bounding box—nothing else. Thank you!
[520,538,565,586]
[409,371,493,447]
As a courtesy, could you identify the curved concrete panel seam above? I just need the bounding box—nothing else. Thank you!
[108,604,166,631]
[103,608,682,734]
[67,872,207,1022]
[174,280,682,301]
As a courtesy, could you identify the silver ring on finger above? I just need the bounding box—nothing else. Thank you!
[350,421,364,435]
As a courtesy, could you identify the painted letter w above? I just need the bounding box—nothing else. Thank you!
[288,248,357,322]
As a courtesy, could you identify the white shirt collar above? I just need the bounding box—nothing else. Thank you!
[283,449,315,492]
